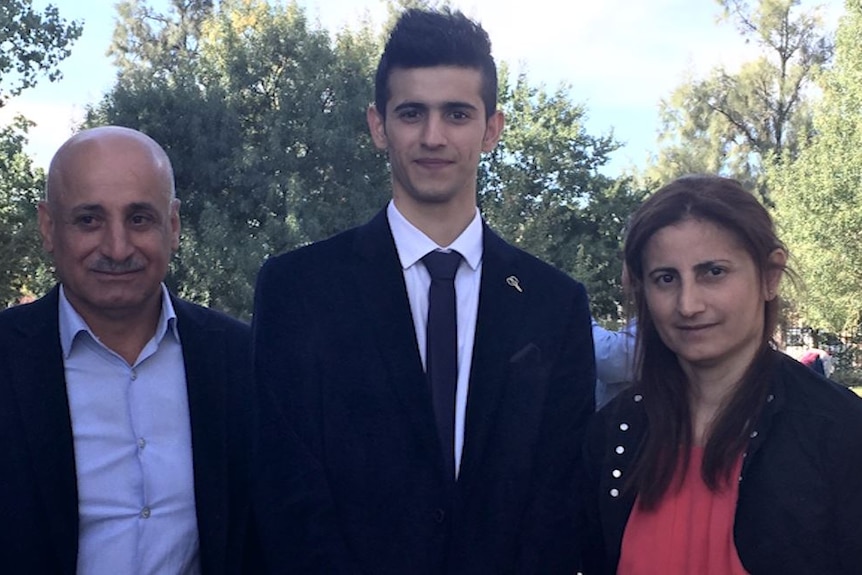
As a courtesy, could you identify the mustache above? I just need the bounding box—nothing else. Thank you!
[89,257,146,274]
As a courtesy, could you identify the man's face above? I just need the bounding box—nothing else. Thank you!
[368,66,503,214]
[38,137,179,326]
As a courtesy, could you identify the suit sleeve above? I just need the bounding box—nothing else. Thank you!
[830,390,862,573]
[248,257,362,575]
[516,281,596,574]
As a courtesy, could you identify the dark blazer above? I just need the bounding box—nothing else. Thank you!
[0,286,253,575]
[580,350,862,575]
[251,209,596,574]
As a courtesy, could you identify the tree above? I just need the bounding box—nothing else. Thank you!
[92,0,637,320]
[768,1,862,335]
[0,116,53,306]
[90,0,388,318]
[649,0,831,203]
[480,69,646,320]
[0,0,83,107]
[0,1,82,303]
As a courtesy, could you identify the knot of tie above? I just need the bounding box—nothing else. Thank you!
[423,250,462,281]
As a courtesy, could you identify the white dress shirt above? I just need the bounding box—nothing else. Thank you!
[387,201,482,477]
[59,284,200,575]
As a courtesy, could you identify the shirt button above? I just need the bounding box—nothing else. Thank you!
[140,507,151,519]
[750,430,759,439]
[610,488,620,498]
[633,394,643,402]
[615,445,625,455]
[433,508,445,523]
[766,394,775,402]
[138,438,146,449]
[130,370,138,381]
[612,469,622,478]
[619,423,630,431]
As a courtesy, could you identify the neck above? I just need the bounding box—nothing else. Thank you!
[682,350,757,445]
[72,297,162,366]
[393,197,477,247]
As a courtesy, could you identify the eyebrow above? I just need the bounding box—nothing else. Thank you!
[69,202,160,214]
[647,259,733,276]
[392,101,479,113]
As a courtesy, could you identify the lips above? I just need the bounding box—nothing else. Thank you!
[676,323,717,332]
[414,158,453,168]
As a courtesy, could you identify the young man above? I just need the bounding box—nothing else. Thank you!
[252,9,595,574]
[0,126,253,574]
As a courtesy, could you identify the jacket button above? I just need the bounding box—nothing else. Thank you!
[433,508,445,523]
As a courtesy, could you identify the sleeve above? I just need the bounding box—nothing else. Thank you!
[830,394,862,572]
[247,256,362,575]
[515,281,597,574]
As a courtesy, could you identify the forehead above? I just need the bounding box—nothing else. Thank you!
[644,218,748,267]
[386,66,485,110]
[50,138,172,210]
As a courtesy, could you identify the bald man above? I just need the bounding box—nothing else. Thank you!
[0,126,253,574]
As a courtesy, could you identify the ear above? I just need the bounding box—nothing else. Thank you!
[481,110,505,153]
[763,248,787,301]
[367,104,388,151]
[37,201,55,253]
[169,198,181,252]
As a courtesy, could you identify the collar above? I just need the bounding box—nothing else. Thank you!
[58,283,179,359]
[386,200,483,271]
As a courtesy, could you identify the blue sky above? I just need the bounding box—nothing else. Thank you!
[3,0,843,172]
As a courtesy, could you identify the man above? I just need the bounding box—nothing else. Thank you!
[593,317,637,409]
[0,126,253,574]
[252,8,595,574]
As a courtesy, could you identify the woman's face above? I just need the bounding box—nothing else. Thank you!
[642,217,771,376]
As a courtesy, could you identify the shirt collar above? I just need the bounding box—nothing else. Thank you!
[387,200,483,271]
[58,283,179,359]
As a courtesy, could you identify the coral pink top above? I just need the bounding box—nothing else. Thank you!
[618,447,748,575]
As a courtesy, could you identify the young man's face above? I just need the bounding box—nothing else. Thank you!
[368,66,503,214]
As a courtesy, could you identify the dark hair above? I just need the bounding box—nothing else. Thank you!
[373,8,498,119]
[623,174,788,509]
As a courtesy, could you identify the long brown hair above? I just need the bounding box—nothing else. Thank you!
[623,175,787,509]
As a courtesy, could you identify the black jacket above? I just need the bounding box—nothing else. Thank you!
[580,349,862,575]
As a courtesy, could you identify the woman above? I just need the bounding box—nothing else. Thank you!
[580,175,862,574]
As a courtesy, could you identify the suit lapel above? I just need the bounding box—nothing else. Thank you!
[459,227,529,482]
[352,210,442,467]
[174,299,229,573]
[8,288,80,574]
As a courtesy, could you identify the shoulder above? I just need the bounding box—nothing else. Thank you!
[775,351,862,423]
[172,296,250,340]
[0,288,58,337]
[263,211,390,275]
[483,224,586,298]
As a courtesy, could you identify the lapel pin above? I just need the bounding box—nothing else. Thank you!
[506,276,523,293]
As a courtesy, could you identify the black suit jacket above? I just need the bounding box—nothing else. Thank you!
[251,209,595,574]
[0,286,253,575]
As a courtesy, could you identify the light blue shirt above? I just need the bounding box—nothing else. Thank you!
[593,317,637,410]
[59,284,200,575]
[387,201,483,478]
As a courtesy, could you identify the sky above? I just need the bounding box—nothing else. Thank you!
[2,0,844,172]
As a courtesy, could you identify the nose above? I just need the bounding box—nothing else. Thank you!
[420,114,446,148]
[677,281,706,317]
[101,220,135,262]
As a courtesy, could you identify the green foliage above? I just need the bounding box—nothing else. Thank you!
[90,0,388,319]
[768,1,862,334]
[0,116,53,306]
[480,70,647,319]
[90,0,635,321]
[0,0,83,106]
[649,0,831,203]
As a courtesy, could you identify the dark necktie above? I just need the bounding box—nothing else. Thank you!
[422,250,462,479]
